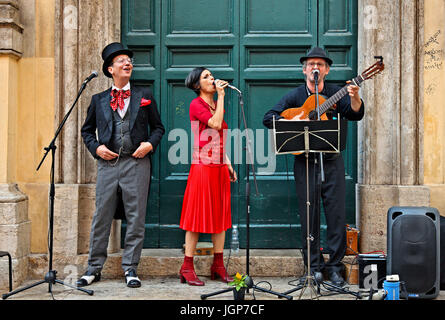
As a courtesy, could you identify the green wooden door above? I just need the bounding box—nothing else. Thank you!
[121,0,162,247]
[121,0,358,249]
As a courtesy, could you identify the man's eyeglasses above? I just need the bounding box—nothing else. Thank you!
[306,62,327,68]
[113,58,134,65]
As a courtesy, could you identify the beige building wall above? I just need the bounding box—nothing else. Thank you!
[0,55,18,184]
[0,0,56,255]
[0,0,31,290]
[423,1,445,214]
[15,0,55,253]
[1,0,120,290]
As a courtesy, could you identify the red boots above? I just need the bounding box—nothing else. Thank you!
[210,252,233,282]
[179,253,233,286]
[179,255,204,286]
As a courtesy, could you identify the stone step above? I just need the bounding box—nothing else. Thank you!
[27,249,356,281]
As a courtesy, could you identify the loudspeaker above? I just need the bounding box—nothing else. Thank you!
[387,206,440,299]
[440,216,445,290]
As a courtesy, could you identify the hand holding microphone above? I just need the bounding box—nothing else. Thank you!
[214,79,242,94]
[214,79,229,95]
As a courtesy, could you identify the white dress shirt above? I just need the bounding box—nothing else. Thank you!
[112,82,131,119]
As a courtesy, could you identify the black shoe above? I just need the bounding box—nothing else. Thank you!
[299,271,324,284]
[328,271,345,287]
[125,269,141,288]
[76,269,101,287]
[313,271,324,283]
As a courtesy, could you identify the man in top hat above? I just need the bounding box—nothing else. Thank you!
[263,47,364,286]
[77,42,165,288]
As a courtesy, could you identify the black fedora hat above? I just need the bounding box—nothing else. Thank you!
[101,42,134,78]
[300,47,333,66]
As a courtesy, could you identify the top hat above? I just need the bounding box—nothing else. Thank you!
[300,47,333,66]
[101,42,134,78]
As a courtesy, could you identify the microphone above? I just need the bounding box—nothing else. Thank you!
[82,71,98,84]
[312,69,319,81]
[214,79,242,94]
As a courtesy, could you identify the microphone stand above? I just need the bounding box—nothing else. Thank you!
[201,86,292,300]
[2,77,96,300]
[314,71,325,182]
[279,72,360,299]
[313,71,325,283]
[311,72,360,299]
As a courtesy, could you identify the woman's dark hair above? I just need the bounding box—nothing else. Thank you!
[185,67,207,96]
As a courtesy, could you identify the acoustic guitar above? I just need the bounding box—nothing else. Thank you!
[280,57,385,121]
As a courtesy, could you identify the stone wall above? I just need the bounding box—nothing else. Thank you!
[0,0,30,291]
[0,185,29,291]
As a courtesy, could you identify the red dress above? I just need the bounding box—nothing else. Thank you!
[179,96,232,233]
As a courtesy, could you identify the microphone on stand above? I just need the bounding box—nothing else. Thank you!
[82,71,98,85]
[214,79,242,94]
[312,69,319,82]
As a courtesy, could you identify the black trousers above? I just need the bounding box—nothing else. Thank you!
[293,154,346,274]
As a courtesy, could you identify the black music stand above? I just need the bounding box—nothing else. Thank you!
[272,117,359,299]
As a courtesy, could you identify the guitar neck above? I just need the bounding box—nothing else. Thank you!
[317,75,364,115]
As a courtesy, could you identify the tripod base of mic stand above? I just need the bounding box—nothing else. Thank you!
[200,276,293,300]
[281,275,320,300]
[249,284,293,300]
[201,287,233,300]
[281,276,361,300]
[2,270,94,300]
[201,287,293,300]
[316,280,361,299]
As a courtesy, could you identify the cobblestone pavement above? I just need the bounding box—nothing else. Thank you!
[3,276,444,301]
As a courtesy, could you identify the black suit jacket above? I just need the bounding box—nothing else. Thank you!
[81,84,165,220]
[81,84,165,159]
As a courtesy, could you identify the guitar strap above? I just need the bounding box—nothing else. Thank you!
[305,83,327,98]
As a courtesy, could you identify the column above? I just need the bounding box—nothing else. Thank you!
[357,0,429,253]
[0,0,30,290]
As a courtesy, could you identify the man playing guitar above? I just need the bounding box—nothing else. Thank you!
[263,47,365,287]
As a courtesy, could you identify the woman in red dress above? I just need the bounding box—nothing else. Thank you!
[179,67,237,286]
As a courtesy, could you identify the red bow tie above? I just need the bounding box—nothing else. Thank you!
[110,89,131,111]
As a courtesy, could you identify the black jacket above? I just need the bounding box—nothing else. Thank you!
[81,84,165,159]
